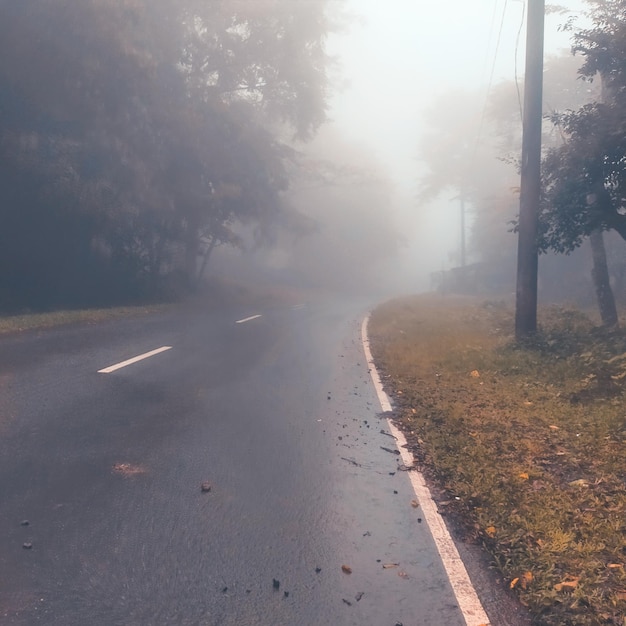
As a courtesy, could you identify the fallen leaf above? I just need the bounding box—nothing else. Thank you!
[112,463,146,477]
[382,563,399,569]
[568,479,589,487]
[341,565,352,574]
[380,446,400,455]
[608,563,624,569]
[510,577,519,589]
[519,472,529,480]
[470,370,480,378]
[554,576,580,592]
[549,425,559,430]
[485,526,496,537]
[615,590,626,601]
[398,571,410,579]
[521,571,533,589]
[410,500,419,508]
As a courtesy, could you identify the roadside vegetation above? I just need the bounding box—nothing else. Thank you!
[370,293,626,626]
[0,0,348,312]
[0,304,168,335]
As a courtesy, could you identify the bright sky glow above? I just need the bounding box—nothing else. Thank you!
[327,0,587,282]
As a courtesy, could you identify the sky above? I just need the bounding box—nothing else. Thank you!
[325,0,587,285]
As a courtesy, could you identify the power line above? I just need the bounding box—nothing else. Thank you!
[514,0,527,122]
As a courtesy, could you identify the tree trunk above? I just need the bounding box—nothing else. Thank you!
[184,215,200,288]
[589,229,618,327]
[196,235,217,286]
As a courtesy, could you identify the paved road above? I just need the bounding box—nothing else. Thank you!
[0,297,470,625]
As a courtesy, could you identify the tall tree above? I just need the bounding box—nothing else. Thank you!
[539,1,626,323]
[0,0,340,307]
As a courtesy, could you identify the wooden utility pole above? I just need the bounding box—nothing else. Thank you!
[460,195,466,267]
[515,0,545,339]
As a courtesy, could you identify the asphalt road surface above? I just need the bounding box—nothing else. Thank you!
[0,296,484,625]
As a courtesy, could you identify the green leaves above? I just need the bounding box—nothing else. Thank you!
[0,0,339,307]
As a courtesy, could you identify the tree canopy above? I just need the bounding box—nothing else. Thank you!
[540,0,626,253]
[0,0,340,309]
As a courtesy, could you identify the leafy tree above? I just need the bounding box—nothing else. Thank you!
[539,0,626,324]
[0,0,340,308]
[415,49,621,315]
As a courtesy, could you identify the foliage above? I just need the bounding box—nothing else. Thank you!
[370,294,626,625]
[416,53,595,278]
[0,0,340,309]
[540,0,626,254]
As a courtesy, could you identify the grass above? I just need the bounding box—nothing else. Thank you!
[0,304,171,335]
[369,293,626,626]
[0,276,313,335]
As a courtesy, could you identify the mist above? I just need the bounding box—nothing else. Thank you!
[0,0,609,313]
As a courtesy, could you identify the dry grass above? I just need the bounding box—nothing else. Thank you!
[369,293,626,626]
[0,305,170,335]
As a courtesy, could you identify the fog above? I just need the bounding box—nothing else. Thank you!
[0,0,605,312]
[324,0,588,292]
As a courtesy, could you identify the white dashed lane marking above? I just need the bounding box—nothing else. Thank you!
[97,346,172,374]
[235,314,262,324]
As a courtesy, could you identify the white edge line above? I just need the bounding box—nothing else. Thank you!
[98,346,172,374]
[235,314,262,324]
[361,315,491,626]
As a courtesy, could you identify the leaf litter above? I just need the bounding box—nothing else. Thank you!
[369,294,626,626]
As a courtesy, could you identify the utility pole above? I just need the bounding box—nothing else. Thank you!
[460,195,466,267]
[515,0,545,339]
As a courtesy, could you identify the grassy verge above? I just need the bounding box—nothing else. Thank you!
[0,304,171,335]
[369,293,626,626]
[0,277,312,335]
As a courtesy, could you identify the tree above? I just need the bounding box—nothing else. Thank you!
[0,0,341,308]
[539,1,626,324]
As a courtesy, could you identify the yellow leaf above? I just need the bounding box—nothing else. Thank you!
[568,479,589,487]
[521,571,533,589]
[510,577,519,589]
[549,425,559,430]
[555,576,580,592]
[470,370,480,378]
[519,472,529,480]
[485,526,496,537]
[608,563,624,569]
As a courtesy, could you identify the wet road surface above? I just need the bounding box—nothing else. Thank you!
[0,298,470,625]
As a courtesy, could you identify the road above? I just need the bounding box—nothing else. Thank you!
[0,296,483,625]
